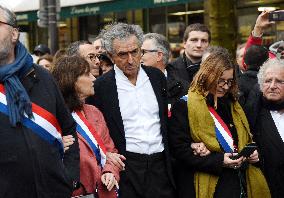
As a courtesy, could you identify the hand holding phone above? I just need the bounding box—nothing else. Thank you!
[230,143,258,160]
[269,10,284,21]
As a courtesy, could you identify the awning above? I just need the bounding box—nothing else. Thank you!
[9,0,201,22]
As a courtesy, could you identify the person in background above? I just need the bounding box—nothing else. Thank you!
[88,23,175,198]
[93,34,105,54]
[238,45,269,104]
[0,5,79,197]
[235,43,246,77]
[140,33,170,77]
[167,23,210,104]
[53,48,66,63]
[244,58,284,197]
[169,47,270,198]
[242,10,279,68]
[37,54,54,71]
[53,55,125,198]
[98,52,113,74]
[67,40,101,77]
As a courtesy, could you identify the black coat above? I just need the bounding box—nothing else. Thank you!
[238,70,258,105]
[167,55,200,104]
[244,86,284,198]
[87,65,175,188]
[0,65,79,198]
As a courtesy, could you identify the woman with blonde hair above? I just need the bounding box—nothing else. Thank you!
[169,47,270,198]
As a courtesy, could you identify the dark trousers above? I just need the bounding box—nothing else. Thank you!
[119,151,175,198]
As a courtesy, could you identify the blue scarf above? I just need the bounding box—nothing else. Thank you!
[0,42,34,126]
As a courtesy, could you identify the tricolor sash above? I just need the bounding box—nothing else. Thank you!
[72,111,107,167]
[0,84,64,156]
[208,106,235,153]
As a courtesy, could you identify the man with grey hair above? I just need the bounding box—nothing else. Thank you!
[67,40,101,77]
[88,23,175,198]
[141,33,170,76]
[244,58,284,197]
[0,5,79,197]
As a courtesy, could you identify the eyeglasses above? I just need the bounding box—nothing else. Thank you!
[264,79,284,87]
[86,53,99,62]
[0,20,15,28]
[141,49,159,56]
[218,79,234,87]
[115,48,140,59]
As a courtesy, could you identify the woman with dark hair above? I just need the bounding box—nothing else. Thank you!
[53,56,125,198]
[37,54,54,71]
[168,47,270,198]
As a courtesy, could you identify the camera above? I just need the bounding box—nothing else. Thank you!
[269,11,284,21]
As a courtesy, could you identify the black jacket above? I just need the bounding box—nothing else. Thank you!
[0,65,79,198]
[167,54,200,104]
[87,65,175,188]
[244,86,284,198]
[238,69,258,105]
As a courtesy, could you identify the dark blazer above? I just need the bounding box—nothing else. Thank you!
[168,99,225,198]
[87,65,175,188]
[244,87,284,198]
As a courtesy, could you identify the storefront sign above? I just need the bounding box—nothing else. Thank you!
[16,0,201,22]
[70,6,100,15]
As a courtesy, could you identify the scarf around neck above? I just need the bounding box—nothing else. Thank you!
[0,42,33,126]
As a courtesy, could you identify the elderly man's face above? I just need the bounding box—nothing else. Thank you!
[262,67,284,103]
[110,35,141,81]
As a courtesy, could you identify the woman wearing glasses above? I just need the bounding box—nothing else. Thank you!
[168,47,270,198]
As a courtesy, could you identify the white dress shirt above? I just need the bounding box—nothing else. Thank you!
[114,65,164,155]
[270,110,284,142]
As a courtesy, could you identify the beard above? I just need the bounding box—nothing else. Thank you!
[0,35,13,65]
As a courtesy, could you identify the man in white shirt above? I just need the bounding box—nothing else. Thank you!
[88,23,175,198]
[244,58,284,197]
[141,33,170,77]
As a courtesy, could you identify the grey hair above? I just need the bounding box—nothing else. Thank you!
[102,23,143,54]
[66,40,91,56]
[143,33,170,65]
[202,46,230,62]
[258,58,284,91]
[0,5,17,28]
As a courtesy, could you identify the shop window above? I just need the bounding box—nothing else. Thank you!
[149,7,166,36]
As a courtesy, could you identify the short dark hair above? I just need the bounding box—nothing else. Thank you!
[244,45,269,70]
[52,55,90,112]
[183,23,211,42]
[66,40,91,56]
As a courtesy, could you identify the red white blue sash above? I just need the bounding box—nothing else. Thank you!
[72,111,107,167]
[0,84,64,156]
[208,106,234,153]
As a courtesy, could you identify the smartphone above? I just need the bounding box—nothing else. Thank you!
[269,11,284,21]
[230,143,258,160]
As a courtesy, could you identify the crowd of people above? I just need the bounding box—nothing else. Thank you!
[0,4,284,198]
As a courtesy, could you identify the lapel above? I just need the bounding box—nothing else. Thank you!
[260,108,284,155]
[103,70,125,137]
